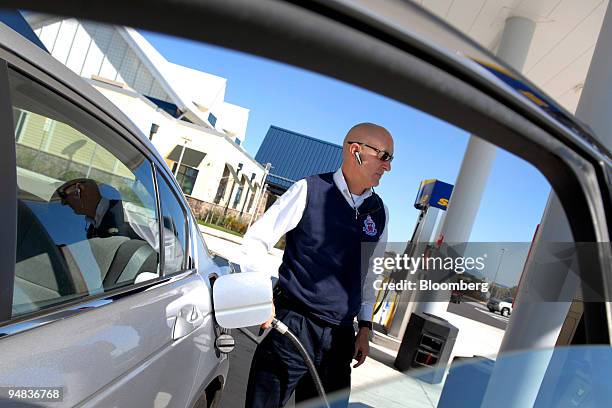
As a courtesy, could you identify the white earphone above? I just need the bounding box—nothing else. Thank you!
[354,151,363,165]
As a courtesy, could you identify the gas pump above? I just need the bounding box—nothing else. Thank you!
[373,179,453,338]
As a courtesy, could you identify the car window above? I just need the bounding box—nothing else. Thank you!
[10,68,161,318]
[187,206,217,276]
[156,171,188,274]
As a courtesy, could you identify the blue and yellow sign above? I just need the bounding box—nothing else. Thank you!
[414,179,454,211]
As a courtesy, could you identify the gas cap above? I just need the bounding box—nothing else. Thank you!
[215,334,235,354]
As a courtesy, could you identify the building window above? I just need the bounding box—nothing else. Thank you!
[172,162,199,195]
[144,95,181,118]
[235,138,241,146]
[208,112,217,127]
[247,189,256,212]
[233,184,244,209]
[214,166,230,204]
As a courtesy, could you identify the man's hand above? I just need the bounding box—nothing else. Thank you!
[261,302,276,329]
[353,327,370,368]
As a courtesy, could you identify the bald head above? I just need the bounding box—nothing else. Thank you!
[341,122,394,194]
[342,123,392,155]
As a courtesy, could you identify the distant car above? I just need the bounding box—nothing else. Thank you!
[450,290,463,304]
[487,297,514,317]
[0,23,270,408]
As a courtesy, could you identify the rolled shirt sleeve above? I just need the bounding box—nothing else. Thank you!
[359,203,389,322]
[240,179,307,278]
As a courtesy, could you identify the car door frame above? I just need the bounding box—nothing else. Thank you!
[0,58,17,324]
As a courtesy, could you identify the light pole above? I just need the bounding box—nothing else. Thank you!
[491,247,506,299]
[149,123,159,141]
[174,135,192,179]
[240,173,257,216]
[223,163,243,216]
[248,163,271,228]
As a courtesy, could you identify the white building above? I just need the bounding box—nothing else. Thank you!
[25,14,268,222]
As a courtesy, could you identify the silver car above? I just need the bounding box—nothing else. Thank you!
[0,21,270,408]
[487,297,513,317]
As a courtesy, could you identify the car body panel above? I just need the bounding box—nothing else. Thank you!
[0,273,221,407]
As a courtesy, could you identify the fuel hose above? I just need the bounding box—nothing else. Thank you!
[239,318,330,408]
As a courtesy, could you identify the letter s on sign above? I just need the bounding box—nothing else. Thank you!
[437,198,449,207]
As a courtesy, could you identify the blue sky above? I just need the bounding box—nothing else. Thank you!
[143,32,551,285]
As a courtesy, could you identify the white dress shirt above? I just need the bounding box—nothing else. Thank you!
[240,168,388,322]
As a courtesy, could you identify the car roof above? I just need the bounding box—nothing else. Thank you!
[0,22,167,167]
[8,0,611,164]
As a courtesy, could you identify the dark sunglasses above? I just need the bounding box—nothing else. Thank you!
[58,183,81,200]
[347,141,394,162]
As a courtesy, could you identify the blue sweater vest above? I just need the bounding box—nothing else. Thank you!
[278,172,386,325]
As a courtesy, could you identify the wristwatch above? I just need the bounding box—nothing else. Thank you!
[358,320,373,330]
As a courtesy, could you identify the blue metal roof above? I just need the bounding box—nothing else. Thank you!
[1,11,48,51]
[255,126,342,190]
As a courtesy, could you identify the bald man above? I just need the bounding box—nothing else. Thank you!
[241,123,393,408]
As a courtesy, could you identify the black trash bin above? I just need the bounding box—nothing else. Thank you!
[393,312,459,384]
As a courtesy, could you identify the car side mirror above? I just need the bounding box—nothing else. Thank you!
[212,273,273,329]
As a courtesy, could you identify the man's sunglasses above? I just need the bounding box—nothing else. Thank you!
[347,141,394,162]
[58,183,81,200]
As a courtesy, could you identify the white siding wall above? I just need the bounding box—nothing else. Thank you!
[79,23,105,79]
[133,64,154,95]
[117,48,140,85]
[65,23,92,74]
[51,18,78,65]
[99,30,124,80]
[35,19,171,102]
[214,102,249,142]
[38,21,61,52]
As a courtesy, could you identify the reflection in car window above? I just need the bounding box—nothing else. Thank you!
[10,69,161,318]
[156,173,188,274]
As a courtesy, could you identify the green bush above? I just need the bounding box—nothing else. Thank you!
[198,209,249,235]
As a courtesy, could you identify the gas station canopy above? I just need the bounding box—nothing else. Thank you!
[414,0,608,114]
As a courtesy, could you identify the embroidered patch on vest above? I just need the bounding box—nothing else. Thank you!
[363,214,378,237]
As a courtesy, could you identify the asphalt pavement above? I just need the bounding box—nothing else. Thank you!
[219,327,260,407]
[446,301,509,330]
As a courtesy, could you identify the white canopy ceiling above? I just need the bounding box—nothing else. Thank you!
[415,0,609,113]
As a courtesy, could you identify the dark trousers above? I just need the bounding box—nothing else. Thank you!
[245,306,356,408]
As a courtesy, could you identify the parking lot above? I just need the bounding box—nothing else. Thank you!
[219,326,444,408]
[447,301,509,330]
